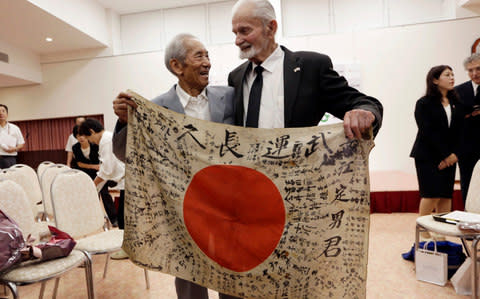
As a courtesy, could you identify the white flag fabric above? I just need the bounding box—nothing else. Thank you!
[123,91,374,299]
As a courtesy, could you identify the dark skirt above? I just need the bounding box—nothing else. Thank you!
[415,159,455,198]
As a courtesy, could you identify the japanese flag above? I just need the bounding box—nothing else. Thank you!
[123,91,373,299]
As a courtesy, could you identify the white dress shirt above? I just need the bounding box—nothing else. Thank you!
[0,122,25,156]
[97,131,125,189]
[176,85,211,121]
[443,104,452,127]
[242,45,285,128]
[472,81,479,97]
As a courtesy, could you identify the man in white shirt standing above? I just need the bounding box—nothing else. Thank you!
[65,116,86,167]
[0,104,25,169]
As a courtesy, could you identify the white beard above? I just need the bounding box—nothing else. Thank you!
[239,45,257,60]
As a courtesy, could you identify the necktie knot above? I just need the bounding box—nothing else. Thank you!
[255,65,264,75]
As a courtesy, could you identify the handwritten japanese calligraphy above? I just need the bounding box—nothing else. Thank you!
[123,91,374,299]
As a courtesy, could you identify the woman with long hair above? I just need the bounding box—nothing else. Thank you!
[410,65,463,239]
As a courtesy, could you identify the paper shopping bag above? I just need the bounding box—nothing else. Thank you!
[415,241,448,286]
[451,258,480,295]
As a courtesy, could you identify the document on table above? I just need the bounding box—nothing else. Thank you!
[433,210,480,224]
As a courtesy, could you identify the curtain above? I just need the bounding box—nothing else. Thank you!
[11,115,104,151]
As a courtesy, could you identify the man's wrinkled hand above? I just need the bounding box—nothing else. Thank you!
[113,92,138,123]
[343,109,375,140]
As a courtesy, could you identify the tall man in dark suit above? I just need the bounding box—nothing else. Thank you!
[228,0,382,137]
[112,34,239,299]
[455,53,480,204]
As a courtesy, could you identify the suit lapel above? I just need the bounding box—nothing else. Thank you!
[436,101,449,128]
[233,62,250,125]
[468,83,475,105]
[206,87,226,123]
[282,46,302,126]
[162,85,185,114]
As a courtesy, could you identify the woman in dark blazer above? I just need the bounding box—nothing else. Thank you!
[410,65,463,234]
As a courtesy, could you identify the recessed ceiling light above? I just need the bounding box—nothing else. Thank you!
[45,37,53,42]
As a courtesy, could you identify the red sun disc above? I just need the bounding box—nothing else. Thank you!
[183,165,285,272]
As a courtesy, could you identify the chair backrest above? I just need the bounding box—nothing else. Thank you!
[0,168,40,215]
[0,179,38,240]
[466,160,480,213]
[40,164,70,216]
[37,161,55,179]
[3,165,43,215]
[51,169,104,238]
[10,164,37,180]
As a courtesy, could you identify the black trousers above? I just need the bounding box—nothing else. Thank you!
[0,156,16,169]
[99,181,118,225]
[459,154,480,205]
[175,277,242,299]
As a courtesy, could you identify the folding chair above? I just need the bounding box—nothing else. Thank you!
[416,160,480,298]
[50,169,150,289]
[0,179,94,299]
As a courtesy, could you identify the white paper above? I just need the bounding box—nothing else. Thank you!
[442,211,480,223]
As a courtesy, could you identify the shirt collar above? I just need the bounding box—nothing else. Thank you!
[472,81,479,96]
[176,84,208,109]
[251,45,283,74]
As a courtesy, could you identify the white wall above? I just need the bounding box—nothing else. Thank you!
[0,40,42,85]
[1,0,480,175]
[1,16,479,175]
[28,0,109,45]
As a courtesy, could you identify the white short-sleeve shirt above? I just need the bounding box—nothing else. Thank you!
[0,123,25,156]
[97,131,125,189]
[65,133,77,152]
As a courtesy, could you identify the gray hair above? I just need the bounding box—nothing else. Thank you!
[164,33,198,75]
[232,0,276,25]
[464,53,480,69]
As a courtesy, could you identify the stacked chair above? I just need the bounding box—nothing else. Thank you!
[36,161,55,179]
[50,169,150,288]
[39,164,70,221]
[0,179,94,299]
[0,165,44,220]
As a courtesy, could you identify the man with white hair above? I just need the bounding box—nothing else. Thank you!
[112,33,240,299]
[229,0,383,137]
[455,53,480,205]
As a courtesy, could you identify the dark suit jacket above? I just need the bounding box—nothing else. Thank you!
[455,81,480,157]
[227,46,383,134]
[72,142,99,179]
[410,96,463,162]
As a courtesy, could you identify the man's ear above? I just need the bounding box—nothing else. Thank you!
[89,129,95,136]
[170,59,183,77]
[266,19,278,37]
